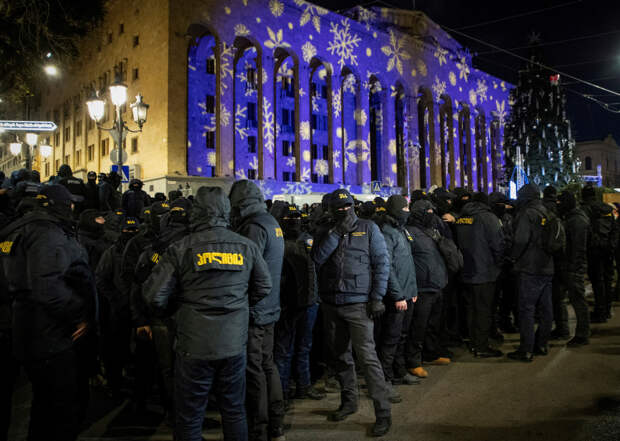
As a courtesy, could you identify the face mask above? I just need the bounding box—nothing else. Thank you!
[121,231,137,245]
[392,209,410,226]
[492,203,506,218]
[333,208,350,221]
[282,218,301,239]
[47,201,73,222]
[422,211,435,227]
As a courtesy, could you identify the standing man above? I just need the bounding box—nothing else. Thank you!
[455,193,504,358]
[229,180,285,441]
[311,189,392,437]
[144,186,272,441]
[508,183,553,362]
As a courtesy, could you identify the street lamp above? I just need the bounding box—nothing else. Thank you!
[39,144,53,158]
[25,133,38,147]
[9,142,22,156]
[86,67,149,190]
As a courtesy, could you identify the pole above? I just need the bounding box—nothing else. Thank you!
[113,104,124,193]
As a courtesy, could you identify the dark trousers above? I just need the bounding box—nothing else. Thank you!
[374,306,406,382]
[564,272,590,339]
[394,299,415,378]
[152,323,175,412]
[552,272,569,334]
[246,323,284,441]
[322,302,391,418]
[0,331,19,441]
[133,334,158,409]
[440,278,461,345]
[175,352,247,441]
[498,270,519,328]
[101,318,131,395]
[406,291,443,368]
[518,274,553,353]
[23,349,79,441]
[274,304,318,396]
[463,283,496,351]
[588,250,614,318]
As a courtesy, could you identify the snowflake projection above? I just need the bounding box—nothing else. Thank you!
[449,71,457,86]
[256,180,273,199]
[276,60,293,83]
[248,156,259,171]
[381,30,411,75]
[269,0,284,17]
[207,151,217,166]
[264,27,290,49]
[217,42,235,96]
[283,181,312,195]
[495,100,507,128]
[416,59,427,77]
[357,7,377,31]
[387,139,397,157]
[315,159,329,176]
[456,55,470,82]
[262,97,275,155]
[234,24,250,36]
[432,75,446,103]
[469,89,478,106]
[333,149,341,168]
[235,104,248,140]
[294,0,328,33]
[235,168,248,179]
[300,121,311,140]
[476,79,488,102]
[327,18,362,69]
[354,109,367,126]
[299,87,306,97]
[220,103,231,127]
[362,70,379,90]
[286,156,296,167]
[343,73,356,93]
[391,163,397,174]
[301,167,311,181]
[332,91,342,118]
[262,67,268,84]
[301,41,317,63]
[433,44,448,66]
[311,95,319,112]
[500,81,507,92]
[302,149,311,162]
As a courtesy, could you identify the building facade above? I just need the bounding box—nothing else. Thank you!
[575,135,620,188]
[37,0,510,197]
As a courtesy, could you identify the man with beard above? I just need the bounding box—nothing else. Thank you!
[229,180,285,441]
[375,195,419,402]
[1,185,95,441]
[311,189,392,437]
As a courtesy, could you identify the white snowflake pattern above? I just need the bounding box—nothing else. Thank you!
[262,67,268,84]
[315,159,329,176]
[262,97,275,155]
[282,181,312,194]
[388,139,397,156]
[354,108,367,126]
[220,42,234,95]
[294,0,328,33]
[269,0,284,17]
[256,180,273,199]
[332,91,342,118]
[476,79,488,102]
[327,18,361,69]
[381,30,411,75]
[356,7,377,31]
[495,100,507,128]
[234,24,250,36]
[301,167,311,181]
[235,104,248,140]
[235,168,248,179]
[248,156,259,171]
[433,44,448,66]
[343,73,356,93]
[333,149,341,168]
[432,75,446,103]
[286,156,296,167]
[264,27,290,49]
[456,55,470,82]
[469,89,478,106]
[220,103,231,127]
[300,121,311,140]
[449,71,456,86]
[301,41,317,63]
[416,59,427,77]
[207,151,217,166]
[311,95,319,112]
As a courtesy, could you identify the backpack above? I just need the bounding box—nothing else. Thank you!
[534,208,566,256]
[589,203,615,251]
[423,227,464,275]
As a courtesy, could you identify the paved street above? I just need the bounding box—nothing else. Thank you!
[9,300,620,441]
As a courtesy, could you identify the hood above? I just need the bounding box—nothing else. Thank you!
[517,183,540,204]
[129,178,143,189]
[409,199,435,226]
[229,179,266,220]
[58,164,73,178]
[461,201,491,217]
[269,200,290,221]
[191,186,230,229]
[489,191,508,206]
[79,209,104,234]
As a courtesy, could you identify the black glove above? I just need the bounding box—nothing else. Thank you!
[334,211,357,236]
[367,300,386,319]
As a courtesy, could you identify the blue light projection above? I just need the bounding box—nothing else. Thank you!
[186,1,511,197]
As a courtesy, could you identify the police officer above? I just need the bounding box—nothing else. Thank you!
[122,179,151,219]
[557,191,591,346]
[1,184,95,441]
[84,171,99,211]
[455,193,504,357]
[311,189,392,437]
[56,164,87,214]
[144,186,272,441]
[229,180,285,441]
[99,172,121,212]
[375,195,418,401]
[508,183,553,362]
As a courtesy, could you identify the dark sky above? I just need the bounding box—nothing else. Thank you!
[316,0,620,143]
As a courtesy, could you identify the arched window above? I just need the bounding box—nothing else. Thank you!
[439,94,454,189]
[417,87,434,189]
[394,84,407,188]
[309,59,332,184]
[475,110,487,192]
[369,76,383,182]
[274,48,299,182]
[187,31,218,177]
[585,156,592,170]
[458,104,472,188]
[233,38,261,180]
[341,68,359,185]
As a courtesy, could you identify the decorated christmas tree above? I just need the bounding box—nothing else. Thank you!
[504,42,579,189]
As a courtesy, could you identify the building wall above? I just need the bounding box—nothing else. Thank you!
[576,135,620,187]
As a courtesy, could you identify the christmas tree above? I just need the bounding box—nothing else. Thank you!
[504,41,579,189]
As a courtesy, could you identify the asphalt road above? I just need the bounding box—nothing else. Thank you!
[9,301,620,441]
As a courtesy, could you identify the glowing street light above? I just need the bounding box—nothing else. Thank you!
[25,132,38,147]
[9,142,22,156]
[39,144,53,158]
[44,64,59,76]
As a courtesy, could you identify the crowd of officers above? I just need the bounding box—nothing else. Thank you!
[0,163,618,441]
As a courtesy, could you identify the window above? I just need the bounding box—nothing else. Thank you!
[247,169,256,180]
[323,145,329,159]
[53,109,60,124]
[247,68,257,90]
[64,155,70,165]
[282,108,290,126]
[133,35,140,47]
[283,171,291,182]
[311,114,317,130]
[76,150,81,165]
[131,138,138,153]
[107,32,113,44]
[585,156,592,170]
[247,102,257,125]
[206,131,215,149]
[311,144,317,160]
[132,68,139,81]
[206,95,215,113]
[87,118,94,131]
[101,138,109,156]
[321,85,328,99]
[87,144,94,161]
[248,136,257,153]
[45,162,50,177]
[119,23,124,34]
[64,127,71,142]
[54,132,60,145]
[206,56,216,74]
[311,173,318,183]
[282,140,292,157]
[311,83,317,97]
[75,120,82,137]
[55,159,60,172]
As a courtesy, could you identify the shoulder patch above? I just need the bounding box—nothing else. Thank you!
[0,240,14,255]
[275,227,283,237]
[405,230,414,242]
[151,252,160,264]
[351,231,366,237]
[456,217,474,225]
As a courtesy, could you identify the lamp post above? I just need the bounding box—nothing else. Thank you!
[86,68,149,191]
[8,133,39,170]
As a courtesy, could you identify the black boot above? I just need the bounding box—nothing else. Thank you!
[507,350,534,362]
[328,403,358,422]
[372,416,392,437]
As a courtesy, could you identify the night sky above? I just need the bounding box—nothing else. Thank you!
[317,0,620,144]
